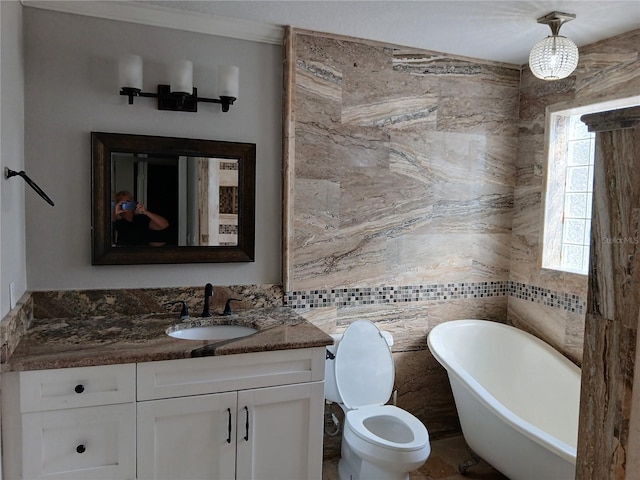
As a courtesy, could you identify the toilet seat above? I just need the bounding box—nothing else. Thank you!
[334,321,429,452]
[335,320,394,409]
[346,404,430,451]
[328,321,431,479]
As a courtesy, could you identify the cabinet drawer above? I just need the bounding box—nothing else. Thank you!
[22,403,136,480]
[19,364,136,412]
[137,348,325,401]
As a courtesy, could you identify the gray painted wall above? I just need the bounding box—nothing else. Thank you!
[23,7,283,290]
[1,1,26,318]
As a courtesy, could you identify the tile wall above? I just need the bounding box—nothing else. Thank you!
[511,29,640,364]
[285,30,520,445]
[285,28,639,454]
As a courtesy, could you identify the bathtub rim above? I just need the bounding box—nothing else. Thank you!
[427,319,580,465]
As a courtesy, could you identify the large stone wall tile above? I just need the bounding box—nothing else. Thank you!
[436,66,520,98]
[295,125,390,180]
[518,82,574,132]
[392,50,519,92]
[575,32,640,98]
[333,303,430,350]
[296,32,390,72]
[292,230,388,290]
[426,296,508,325]
[293,178,340,245]
[437,95,520,136]
[337,167,427,227]
[564,313,586,365]
[296,305,339,333]
[511,185,541,237]
[471,233,512,281]
[342,95,439,130]
[295,74,342,125]
[515,134,545,187]
[537,268,588,296]
[328,299,508,351]
[393,349,461,439]
[346,52,440,108]
[389,130,516,187]
[508,297,580,362]
[509,233,541,282]
[427,186,514,235]
[483,135,518,187]
[386,234,474,286]
[575,56,640,99]
[519,68,576,98]
[296,59,343,102]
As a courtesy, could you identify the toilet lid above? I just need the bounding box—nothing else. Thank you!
[335,320,394,409]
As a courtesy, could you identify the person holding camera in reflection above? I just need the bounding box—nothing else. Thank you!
[112,190,169,246]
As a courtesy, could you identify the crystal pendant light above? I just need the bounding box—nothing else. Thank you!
[529,12,579,81]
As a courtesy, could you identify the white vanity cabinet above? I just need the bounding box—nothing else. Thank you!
[137,391,238,480]
[235,382,325,480]
[1,363,137,480]
[136,347,326,480]
[3,346,326,480]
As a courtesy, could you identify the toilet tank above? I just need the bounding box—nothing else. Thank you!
[324,330,393,404]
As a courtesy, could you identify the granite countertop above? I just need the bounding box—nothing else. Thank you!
[3,307,334,372]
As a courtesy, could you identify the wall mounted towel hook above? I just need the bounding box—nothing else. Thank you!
[4,167,55,206]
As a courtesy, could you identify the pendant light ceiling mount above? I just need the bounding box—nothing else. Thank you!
[529,11,579,81]
[537,11,576,35]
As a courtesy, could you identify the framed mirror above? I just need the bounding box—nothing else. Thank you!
[91,132,255,265]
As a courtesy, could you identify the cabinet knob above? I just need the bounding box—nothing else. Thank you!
[74,384,85,394]
[76,444,86,454]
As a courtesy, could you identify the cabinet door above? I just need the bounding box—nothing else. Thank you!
[137,391,237,480]
[22,403,136,480]
[236,381,324,480]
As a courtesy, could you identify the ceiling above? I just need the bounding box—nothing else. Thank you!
[136,0,640,65]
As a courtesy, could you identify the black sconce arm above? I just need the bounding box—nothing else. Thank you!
[4,167,55,206]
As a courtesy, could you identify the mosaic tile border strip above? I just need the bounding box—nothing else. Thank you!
[510,282,585,314]
[285,280,586,314]
[286,281,508,308]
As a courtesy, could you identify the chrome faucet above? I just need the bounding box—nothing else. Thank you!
[201,283,214,317]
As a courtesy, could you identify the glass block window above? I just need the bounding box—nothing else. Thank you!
[541,97,638,276]
[559,116,595,273]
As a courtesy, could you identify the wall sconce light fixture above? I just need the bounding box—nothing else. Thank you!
[119,55,239,112]
[529,11,579,81]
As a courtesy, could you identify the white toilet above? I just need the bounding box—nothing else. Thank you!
[325,319,431,480]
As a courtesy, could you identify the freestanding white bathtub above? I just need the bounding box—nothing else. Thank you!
[427,319,581,480]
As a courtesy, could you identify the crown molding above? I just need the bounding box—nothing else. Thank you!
[21,1,284,45]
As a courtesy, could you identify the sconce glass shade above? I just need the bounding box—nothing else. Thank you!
[218,66,239,99]
[529,35,579,80]
[169,60,193,94]
[119,54,143,90]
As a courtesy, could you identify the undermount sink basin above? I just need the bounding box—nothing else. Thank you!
[167,324,258,341]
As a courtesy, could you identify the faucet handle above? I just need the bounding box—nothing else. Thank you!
[222,298,242,316]
[165,300,190,320]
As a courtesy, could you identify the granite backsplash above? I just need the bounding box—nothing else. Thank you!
[31,284,284,318]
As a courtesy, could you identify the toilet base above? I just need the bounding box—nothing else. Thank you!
[338,438,410,480]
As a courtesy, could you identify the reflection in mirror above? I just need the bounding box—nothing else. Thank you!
[111,154,239,247]
[92,132,255,265]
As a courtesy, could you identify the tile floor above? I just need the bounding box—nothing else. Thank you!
[322,435,509,480]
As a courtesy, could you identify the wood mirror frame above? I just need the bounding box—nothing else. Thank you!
[91,132,255,265]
